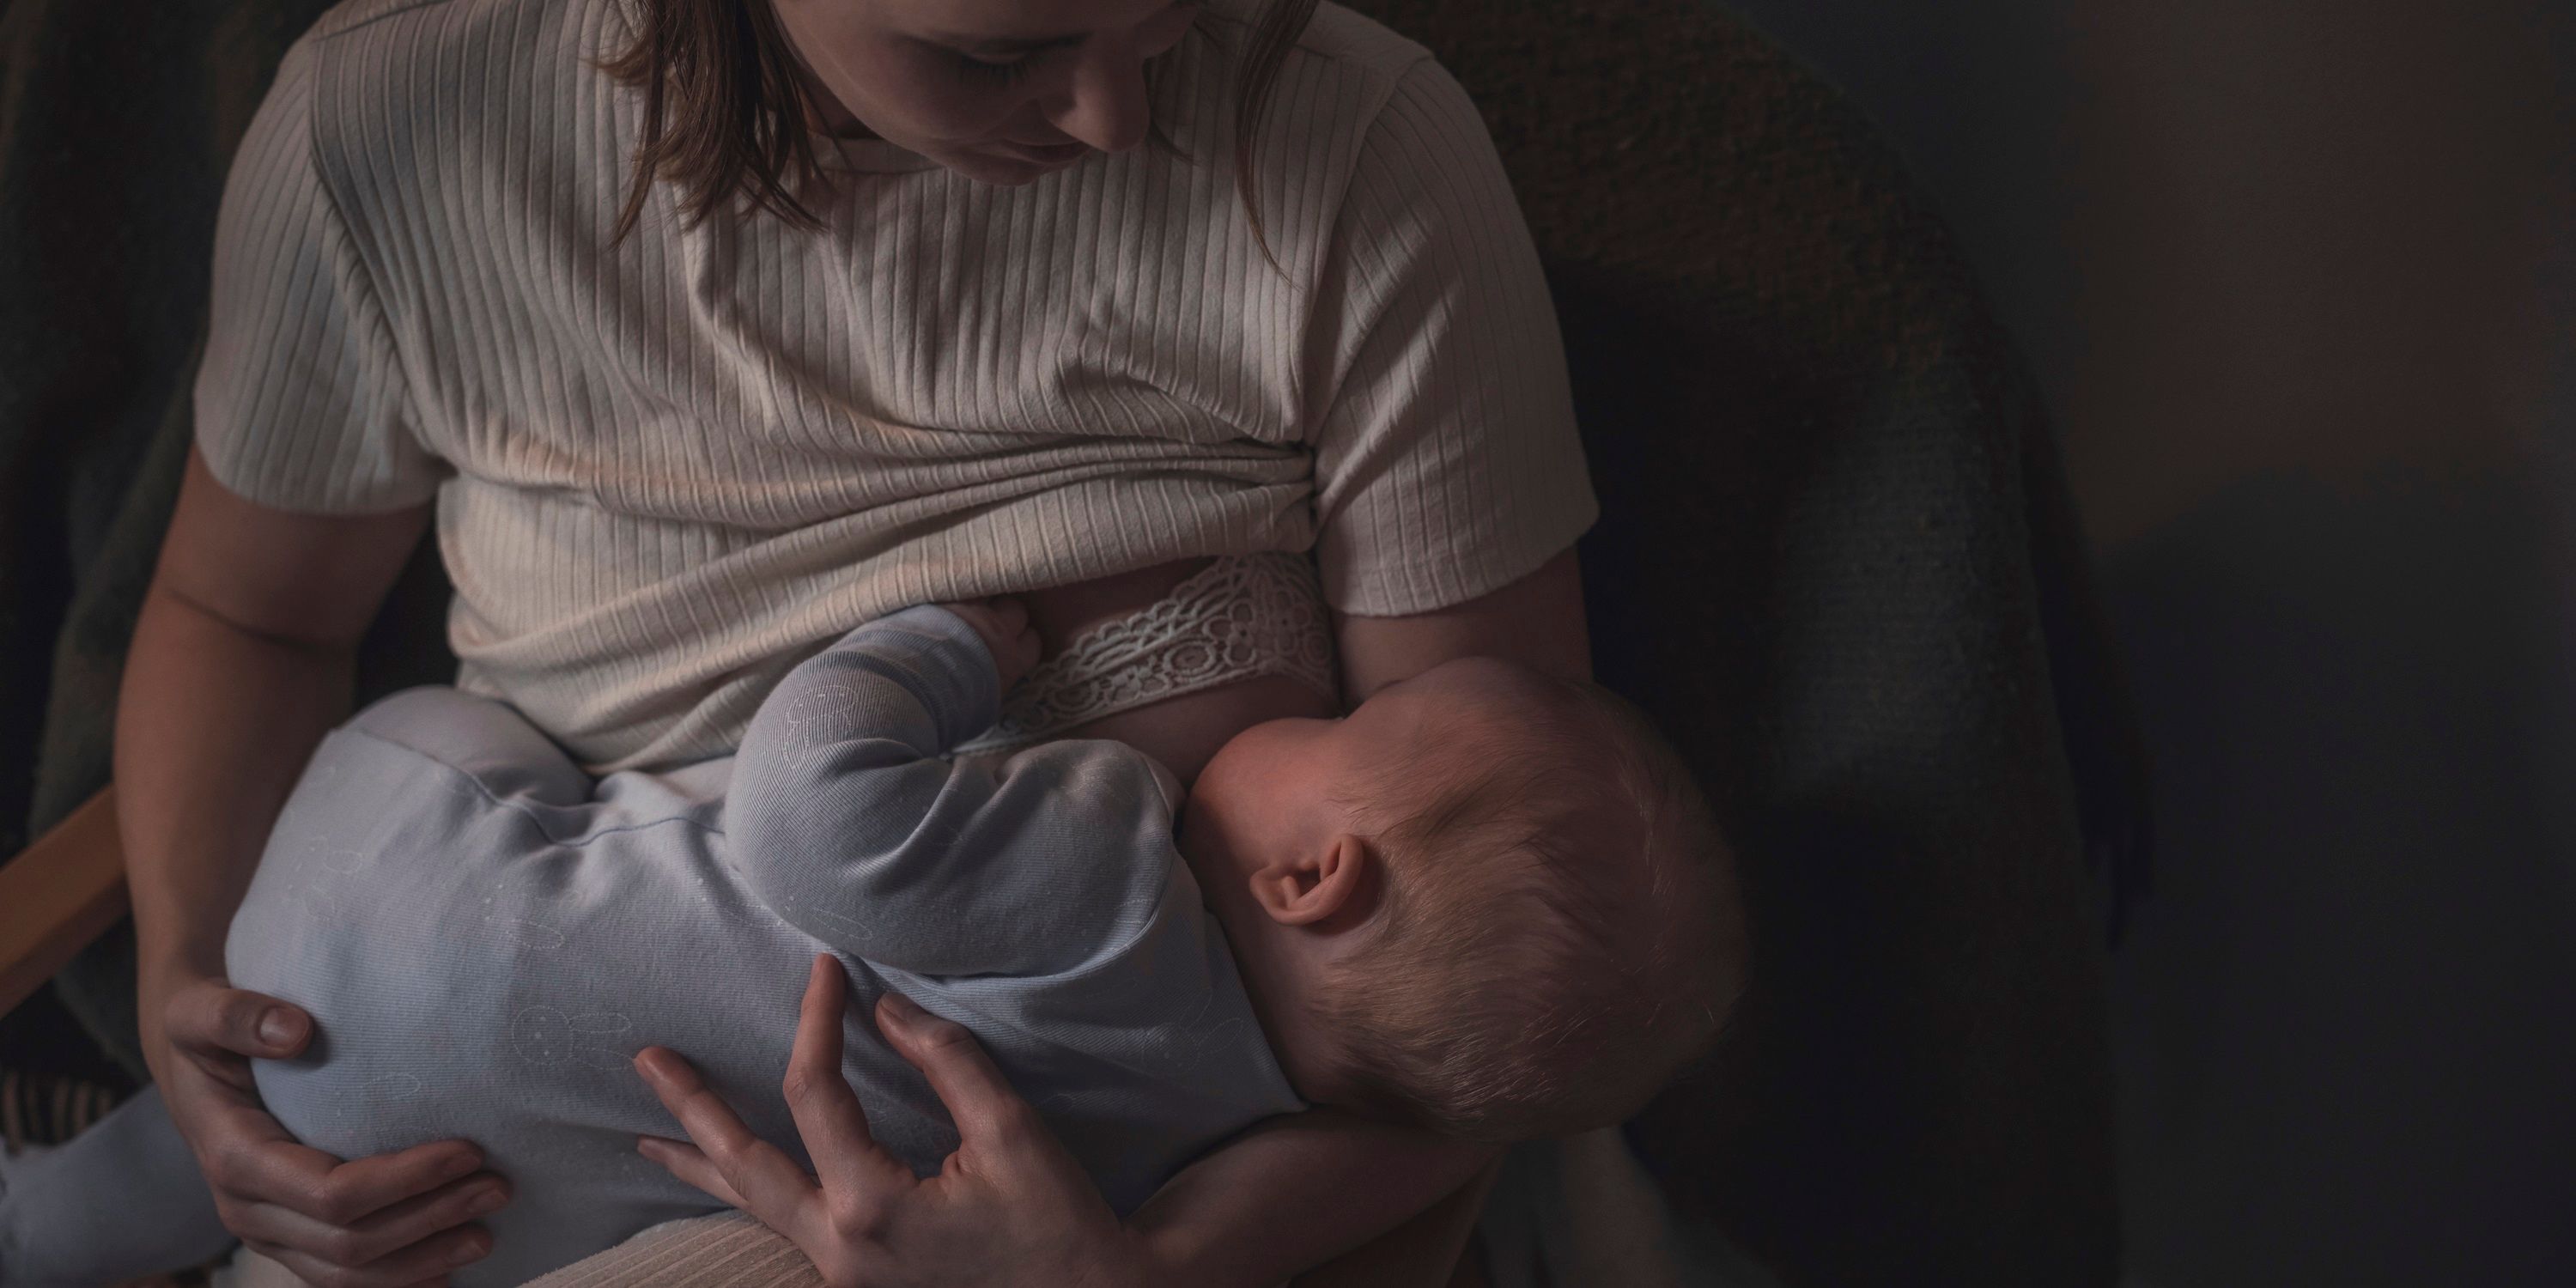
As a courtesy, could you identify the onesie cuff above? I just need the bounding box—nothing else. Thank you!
[858,604,1005,751]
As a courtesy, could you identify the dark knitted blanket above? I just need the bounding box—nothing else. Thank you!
[0,1,2147,1283]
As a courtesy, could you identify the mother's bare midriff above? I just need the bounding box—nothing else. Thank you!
[1017,556,1338,786]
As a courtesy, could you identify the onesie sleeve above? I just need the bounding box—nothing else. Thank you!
[1304,57,1599,617]
[726,606,1186,979]
[191,36,447,514]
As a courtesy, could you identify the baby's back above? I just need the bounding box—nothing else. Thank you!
[227,686,1297,1286]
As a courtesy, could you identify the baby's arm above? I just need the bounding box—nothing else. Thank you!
[737,598,1185,979]
[726,599,1163,975]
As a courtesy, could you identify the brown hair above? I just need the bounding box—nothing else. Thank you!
[591,0,1318,259]
[1316,672,1747,1143]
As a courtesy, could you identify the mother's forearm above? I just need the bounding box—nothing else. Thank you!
[1332,550,1592,701]
[1128,1109,1493,1288]
[119,586,354,1004]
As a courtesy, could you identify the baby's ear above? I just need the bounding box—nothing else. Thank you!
[1256,834,1371,927]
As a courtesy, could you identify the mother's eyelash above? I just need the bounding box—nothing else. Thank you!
[955,52,1039,87]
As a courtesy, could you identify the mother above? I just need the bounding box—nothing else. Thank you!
[124,0,1598,1282]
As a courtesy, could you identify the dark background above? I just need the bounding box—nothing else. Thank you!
[3,1,2567,1283]
[1717,0,2576,1283]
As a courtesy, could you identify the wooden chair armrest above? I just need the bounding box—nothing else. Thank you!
[0,787,128,1017]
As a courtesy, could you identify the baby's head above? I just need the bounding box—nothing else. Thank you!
[1180,656,1746,1142]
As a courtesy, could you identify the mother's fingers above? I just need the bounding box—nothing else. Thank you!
[248,1218,489,1288]
[875,992,1032,1149]
[635,1047,822,1224]
[165,981,313,1062]
[787,957,910,1197]
[637,1136,750,1208]
[228,1170,509,1273]
[196,1097,488,1230]
[157,1014,501,1274]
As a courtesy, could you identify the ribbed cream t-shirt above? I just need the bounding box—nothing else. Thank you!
[195,0,1596,773]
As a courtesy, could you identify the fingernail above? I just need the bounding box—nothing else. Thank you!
[881,993,930,1030]
[451,1231,491,1266]
[468,1184,508,1216]
[257,1009,304,1048]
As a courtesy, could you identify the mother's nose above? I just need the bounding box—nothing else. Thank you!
[1049,46,1151,154]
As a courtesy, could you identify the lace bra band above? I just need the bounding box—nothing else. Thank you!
[957,551,1340,755]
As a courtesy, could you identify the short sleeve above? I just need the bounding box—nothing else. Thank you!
[192,36,447,514]
[1305,58,1598,617]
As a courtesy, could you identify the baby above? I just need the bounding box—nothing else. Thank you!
[0,582,1742,1287]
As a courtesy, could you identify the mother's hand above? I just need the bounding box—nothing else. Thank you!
[634,956,1147,1288]
[155,976,508,1287]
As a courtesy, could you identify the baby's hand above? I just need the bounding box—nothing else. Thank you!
[937,596,1042,692]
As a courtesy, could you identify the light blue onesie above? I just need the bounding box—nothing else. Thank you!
[0,605,1302,1287]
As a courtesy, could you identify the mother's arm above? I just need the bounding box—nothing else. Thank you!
[121,448,509,1286]
[1334,549,1591,699]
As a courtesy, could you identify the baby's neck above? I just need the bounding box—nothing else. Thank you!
[1179,829,1362,1109]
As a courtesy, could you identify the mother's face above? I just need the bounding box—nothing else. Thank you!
[768,0,1200,186]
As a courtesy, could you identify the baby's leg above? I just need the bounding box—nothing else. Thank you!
[343,686,594,805]
[0,1086,233,1285]
[0,692,550,1287]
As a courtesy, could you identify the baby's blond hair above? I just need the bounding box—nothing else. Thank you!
[1315,670,1745,1143]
